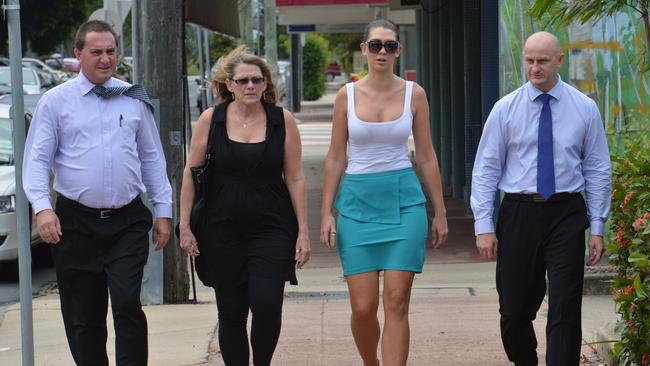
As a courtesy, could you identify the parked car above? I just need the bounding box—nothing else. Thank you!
[325,62,342,81]
[62,58,81,73]
[0,94,52,278]
[22,57,69,85]
[0,66,49,95]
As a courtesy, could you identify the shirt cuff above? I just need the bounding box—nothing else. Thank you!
[153,204,173,219]
[474,218,495,235]
[590,219,605,236]
[32,198,53,215]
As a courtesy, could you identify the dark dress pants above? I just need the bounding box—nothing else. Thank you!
[496,194,589,366]
[53,195,152,366]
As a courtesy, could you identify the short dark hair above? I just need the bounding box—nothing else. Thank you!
[363,18,399,41]
[74,20,118,50]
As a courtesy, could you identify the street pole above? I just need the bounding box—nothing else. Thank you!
[132,0,144,84]
[263,0,278,77]
[5,0,34,364]
[203,28,213,106]
[196,26,207,111]
[239,0,254,48]
[141,0,189,303]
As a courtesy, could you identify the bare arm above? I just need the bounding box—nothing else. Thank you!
[411,83,448,247]
[178,108,213,256]
[320,87,349,248]
[283,109,311,268]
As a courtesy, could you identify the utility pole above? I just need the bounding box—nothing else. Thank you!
[141,0,189,302]
[263,0,278,77]
[239,0,254,48]
[5,0,34,364]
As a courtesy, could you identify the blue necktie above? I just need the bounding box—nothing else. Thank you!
[537,93,555,199]
[91,85,154,112]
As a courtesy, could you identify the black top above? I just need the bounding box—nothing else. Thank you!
[198,102,298,288]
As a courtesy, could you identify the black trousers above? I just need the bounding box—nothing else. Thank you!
[214,276,286,366]
[496,193,589,366]
[53,195,152,366]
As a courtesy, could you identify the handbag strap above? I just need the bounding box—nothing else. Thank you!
[204,104,220,162]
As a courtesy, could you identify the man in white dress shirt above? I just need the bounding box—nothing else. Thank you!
[23,20,172,366]
[471,32,611,365]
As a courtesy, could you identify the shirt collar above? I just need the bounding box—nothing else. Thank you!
[527,74,563,101]
[76,71,115,96]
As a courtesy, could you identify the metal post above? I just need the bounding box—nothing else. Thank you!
[203,29,213,107]
[290,33,301,112]
[5,0,34,364]
[263,0,279,77]
[131,0,140,83]
[196,26,207,112]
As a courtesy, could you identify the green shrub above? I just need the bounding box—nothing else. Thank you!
[607,138,650,365]
[302,34,329,101]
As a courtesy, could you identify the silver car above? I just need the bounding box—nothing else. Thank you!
[0,66,48,95]
[0,95,50,276]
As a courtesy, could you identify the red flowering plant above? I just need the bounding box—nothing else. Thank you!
[607,139,650,365]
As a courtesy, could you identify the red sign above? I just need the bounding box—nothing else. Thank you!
[277,0,387,6]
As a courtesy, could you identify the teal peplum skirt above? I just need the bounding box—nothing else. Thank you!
[335,167,428,276]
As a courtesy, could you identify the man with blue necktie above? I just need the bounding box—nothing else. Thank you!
[471,32,611,365]
[23,20,172,366]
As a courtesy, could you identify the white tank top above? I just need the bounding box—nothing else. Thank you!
[345,81,414,174]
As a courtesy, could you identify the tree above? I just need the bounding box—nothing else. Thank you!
[0,0,102,55]
[529,0,650,70]
[302,34,329,101]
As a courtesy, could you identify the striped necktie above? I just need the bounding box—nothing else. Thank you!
[91,84,154,112]
[536,93,555,200]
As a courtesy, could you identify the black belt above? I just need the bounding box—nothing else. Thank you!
[504,192,579,203]
[57,194,141,219]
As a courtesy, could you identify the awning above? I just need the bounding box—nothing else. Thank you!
[185,0,240,38]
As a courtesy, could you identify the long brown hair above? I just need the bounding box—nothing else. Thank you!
[211,45,278,104]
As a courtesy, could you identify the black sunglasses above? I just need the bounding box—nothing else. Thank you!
[230,77,265,85]
[365,39,400,54]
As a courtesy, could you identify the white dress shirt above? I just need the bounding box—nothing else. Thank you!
[23,72,172,218]
[471,76,611,236]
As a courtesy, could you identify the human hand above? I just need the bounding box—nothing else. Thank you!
[320,213,337,249]
[586,235,605,266]
[431,215,448,248]
[476,233,498,260]
[152,218,171,251]
[295,234,311,269]
[36,209,61,244]
[178,224,200,257]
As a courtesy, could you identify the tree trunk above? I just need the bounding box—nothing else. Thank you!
[141,0,190,303]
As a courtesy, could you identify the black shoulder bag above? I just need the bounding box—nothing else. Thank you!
[188,109,218,243]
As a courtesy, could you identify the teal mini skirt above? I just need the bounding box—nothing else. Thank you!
[335,167,428,276]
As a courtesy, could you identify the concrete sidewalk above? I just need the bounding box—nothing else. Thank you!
[0,261,617,365]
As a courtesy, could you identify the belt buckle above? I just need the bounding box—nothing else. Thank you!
[532,194,547,203]
[100,210,112,219]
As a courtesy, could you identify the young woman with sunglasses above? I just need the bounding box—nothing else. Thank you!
[179,45,310,366]
[320,19,448,366]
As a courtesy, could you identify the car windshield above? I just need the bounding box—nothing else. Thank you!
[0,68,37,86]
[0,118,13,165]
